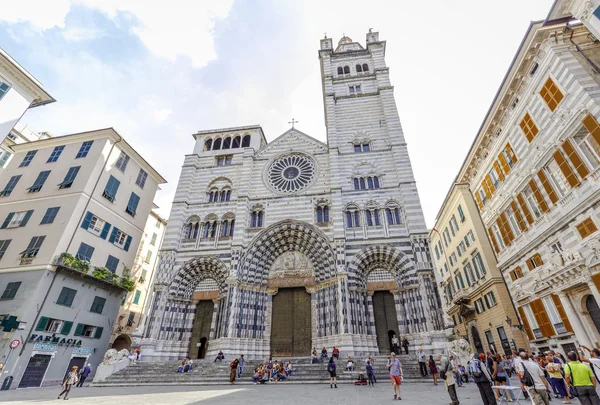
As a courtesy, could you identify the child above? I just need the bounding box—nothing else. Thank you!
[366,360,375,386]
[253,368,260,384]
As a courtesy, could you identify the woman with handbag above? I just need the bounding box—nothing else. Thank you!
[58,366,79,400]
[438,353,460,405]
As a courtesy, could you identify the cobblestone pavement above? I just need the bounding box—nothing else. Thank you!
[2,381,507,405]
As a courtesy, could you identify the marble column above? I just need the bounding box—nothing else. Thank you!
[418,275,434,331]
[558,291,593,347]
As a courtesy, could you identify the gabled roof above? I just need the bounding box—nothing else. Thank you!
[255,127,328,158]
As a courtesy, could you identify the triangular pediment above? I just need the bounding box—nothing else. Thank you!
[255,128,328,159]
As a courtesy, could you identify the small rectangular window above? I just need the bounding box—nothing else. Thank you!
[81,324,96,337]
[27,170,51,193]
[0,175,21,196]
[0,81,11,101]
[127,311,136,326]
[216,155,233,166]
[133,290,141,305]
[109,227,132,251]
[58,166,80,189]
[135,169,148,189]
[47,146,65,163]
[57,287,77,307]
[3,210,34,228]
[457,205,465,222]
[576,217,598,239]
[76,141,93,158]
[126,193,140,217]
[40,207,60,224]
[76,242,95,262]
[150,233,158,246]
[115,151,130,172]
[106,255,119,273]
[90,296,106,314]
[144,250,152,263]
[1,281,21,299]
[20,236,45,258]
[103,175,120,202]
[19,150,37,167]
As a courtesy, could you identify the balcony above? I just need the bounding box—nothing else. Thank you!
[452,289,470,305]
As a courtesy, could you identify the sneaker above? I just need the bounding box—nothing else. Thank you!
[394,395,397,400]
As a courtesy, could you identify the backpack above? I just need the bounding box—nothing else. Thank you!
[472,360,482,378]
[327,363,335,372]
[520,363,535,387]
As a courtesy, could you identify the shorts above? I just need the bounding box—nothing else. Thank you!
[495,376,506,383]
[329,371,337,378]
[390,375,401,385]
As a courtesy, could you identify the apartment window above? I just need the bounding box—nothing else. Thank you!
[115,151,130,172]
[489,168,501,188]
[135,169,148,189]
[505,205,522,238]
[76,141,93,158]
[1,210,33,229]
[74,323,103,339]
[478,189,487,206]
[0,239,11,260]
[457,205,465,223]
[47,146,65,163]
[150,233,158,246]
[522,186,542,220]
[449,252,457,266]
[90,296,106,314]
[0,175,21,196]
[444,263,449,274]
[81,212,110,239]
[502,144,518,169]
[434,245,440,261]
[109,227,132,251]
[39,318,64,333]
[106,255,119,273]
[103,175,120,202]
[485,331,496,351]
[443,228,451,247]
[450,216,459,236]
[0,81,10,100]
[27,170,51,193]
[141,269,147,281]
[155,219,161,228]
[0,148,11,168]
[510,266,524,281]
[349,85,362,94]
[1,281,20,299]
[82,324,97,337]
[472,252,486,278]
[57,287,77,307]
[58,166,80,189]
[40,207,60,225]
[144,250,152,263]
[354,143,370,153]
[484,291,497,309]
[519,113,539,142]
[127,311,136,327]
[463,263,476,286]
[133,290,142,305]
[465,230,475,247]
[576,217,598,239]
[345,208,361,228]
[573,126,600,171]
[76,242,95,262]
[526,253,543,271]
[19,150,37,167]
[542,296,567,335]
[216,155,232,166]
[457,241,466,257]
[126,193,140,217]
[490,223,506,251]
[455,273,465,290]
[475,298,486,314]
[540,77,564,112]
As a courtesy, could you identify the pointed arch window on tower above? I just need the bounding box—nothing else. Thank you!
[356,64,362,73]
[184,219,200,239]
[222,137,231,149]
[204,139,213,151]
[343,66,350,74]
[241,135,251,147]
[353,176,381,190]
[221,217,235,237]
[337,67,344,75]
[354,143,370,153]
[251,210,264,228]
[232,136,241,148]
[345,206,361,228]
[213,138,222,150]
[386,205,402,225]
[362,64,369,72]
[203,218,218,238]
[316,204,330,223]
[365,207,381,227]
[208,189,218,203]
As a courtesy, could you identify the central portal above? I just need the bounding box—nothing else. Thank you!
[189,300,214,359]
[271,287,311,357]
[372,291,399,354]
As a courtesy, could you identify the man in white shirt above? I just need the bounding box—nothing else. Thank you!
[451,355,463,387]
[417,348,427,377]
[517,351,550,405]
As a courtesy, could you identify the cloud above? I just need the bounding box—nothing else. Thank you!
[2,0,234,67]
[62,26,105,42]
[152,108,173,123]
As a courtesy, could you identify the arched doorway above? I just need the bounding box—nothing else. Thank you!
[372,291,399,354]
[586,295,600,335]
[271,287,312,357]
[189,300,214,359]
[471,326,484,354]
[112,334,132,351]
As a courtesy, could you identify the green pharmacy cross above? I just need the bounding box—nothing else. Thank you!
[1,315,20,332]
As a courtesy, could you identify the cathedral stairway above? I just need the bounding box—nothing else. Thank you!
[93,355,436,387]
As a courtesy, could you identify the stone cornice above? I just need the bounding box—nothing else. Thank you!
[0,48,55,107]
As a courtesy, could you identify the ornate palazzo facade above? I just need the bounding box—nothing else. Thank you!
[141,31,446,361]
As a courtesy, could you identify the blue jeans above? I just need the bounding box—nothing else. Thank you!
[237,365,243,378]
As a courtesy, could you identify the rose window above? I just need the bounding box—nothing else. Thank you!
[267,154,316,192]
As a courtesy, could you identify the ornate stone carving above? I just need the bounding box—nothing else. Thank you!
[449,338,473,366]
[267,288,279,296]
[269,251,314,278]
[102,349,130,365]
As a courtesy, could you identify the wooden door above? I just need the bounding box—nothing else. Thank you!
[373,291,399,354]
[271,288,311,357]
[189,300,214,359]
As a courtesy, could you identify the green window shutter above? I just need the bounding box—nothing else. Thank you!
[60,321,73,335]
[36,316,49,331]
[74,323,84,336]
[94,326,103,339]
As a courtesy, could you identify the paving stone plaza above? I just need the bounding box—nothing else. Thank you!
[2,382,487,405]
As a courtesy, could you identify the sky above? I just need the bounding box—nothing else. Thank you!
[0,0,555,226]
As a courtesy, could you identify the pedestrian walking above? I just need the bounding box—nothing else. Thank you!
[366,360,375,386]
[237,354,245,378]
[417,348,428,377]
[392,335,399,355]
[438,353,460,405]
[76,363,92,387]
[327,357,337,388]
[229,358,239,384]
[429,355,439,386]
[58,366,79,400]
[470,353,497,405]
[387,352,403,400]
[565,350,600,405]
[401,337,409,355]
[517,350,550,405]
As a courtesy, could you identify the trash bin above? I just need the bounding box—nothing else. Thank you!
[1,376,13,391]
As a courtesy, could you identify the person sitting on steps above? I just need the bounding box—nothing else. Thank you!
[214,350,224,362]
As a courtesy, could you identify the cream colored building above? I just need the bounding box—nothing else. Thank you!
[430,184,528,355]
[454,15,600,355]
[111,210,166,350]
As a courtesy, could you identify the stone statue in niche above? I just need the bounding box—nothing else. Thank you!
[269,251,313,278]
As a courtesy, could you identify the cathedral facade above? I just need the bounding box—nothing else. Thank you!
[141,31,447,361]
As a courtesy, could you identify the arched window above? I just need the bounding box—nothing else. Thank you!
[367,177,374,189]
[242,135,251,147]
[221,217,235,237]
[343,66,350,74]
[356,64,362,73]
[203,219,218,238]
[220,189,229,202]
[386,206,402,225]
[354,178,360,190]
[213,138,222,150]
[225,190,231,201]
[362,64,369,72]
[232,136,241,148]
[337,67,343,75]
[359,178,366,190]
[183,219,200,239]
[223,137,231,149]
[251,210,264,228]
[316,204,330,223]
[204,139,213,151]
[373,176,380,189]
[365,207,380,227]
[208,189,218,203]
[345,206,361,228]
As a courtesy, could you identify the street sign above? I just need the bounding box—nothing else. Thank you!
[9,339,20,349]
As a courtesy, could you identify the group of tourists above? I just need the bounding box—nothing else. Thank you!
[176,358,194,373]
[391,335,410,355]
[251,358,292,384]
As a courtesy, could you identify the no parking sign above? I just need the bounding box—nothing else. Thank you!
[9,339,20,349]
